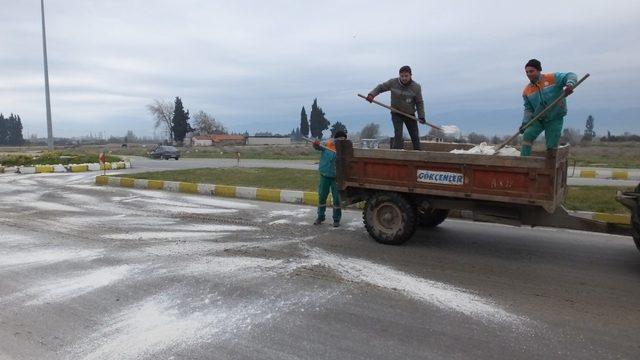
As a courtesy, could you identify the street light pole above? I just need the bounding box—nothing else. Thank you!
[40,0,53,151]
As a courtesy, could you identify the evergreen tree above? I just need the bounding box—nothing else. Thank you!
[309,98,329,139]
[330,121,347,136]
[300,107,309,138]
[0,114,6,145]
[0,114,24,145]
[360,123,380,139]
[583,115,595,142]
[171,97,192,144]
[15,114,24,145]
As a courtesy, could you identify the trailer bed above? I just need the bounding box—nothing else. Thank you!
[337,141,568,213]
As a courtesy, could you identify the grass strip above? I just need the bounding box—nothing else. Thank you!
[121,167,320,192]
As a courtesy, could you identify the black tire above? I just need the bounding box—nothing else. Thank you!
[632,203,640,253]
[164,156,169,160]
[363,192,417,245]
[175,156,180,160]
[417,207,449,228]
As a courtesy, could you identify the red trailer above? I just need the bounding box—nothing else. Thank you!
[335,140,639,251]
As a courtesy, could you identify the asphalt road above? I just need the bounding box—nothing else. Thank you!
[122,156,640,187]
[1,171,639,359]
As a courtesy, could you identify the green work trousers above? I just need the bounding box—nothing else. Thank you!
[317,175,341,222]
[521,116,564,156]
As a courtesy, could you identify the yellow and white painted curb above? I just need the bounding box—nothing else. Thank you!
[96,175,326,206]
[569,210,631,225]
[16,161,131,175]
[572,168,640,180]
[448,209,630,226]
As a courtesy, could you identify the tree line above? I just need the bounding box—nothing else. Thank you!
[290,98,347,140]
[0,113,25,145]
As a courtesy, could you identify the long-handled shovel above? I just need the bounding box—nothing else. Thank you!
[495,73,590,153]
[357,94,443,131]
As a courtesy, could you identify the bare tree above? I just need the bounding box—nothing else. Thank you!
[147,99,174,141]
[193,110,226,135]
[561,127,581,146]
[467,132,489,144]
[360,123,380,139]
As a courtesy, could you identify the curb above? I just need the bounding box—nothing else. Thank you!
[95,175,630,225]
[449,210,630,226]
[572,169,640,180]
[95,175,326,207]
[13,161,131,175]
[567,210,631,225]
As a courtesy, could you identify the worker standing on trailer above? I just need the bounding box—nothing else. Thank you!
[366,65,426,150]
[312,131,347,227]
[520,59,577,156]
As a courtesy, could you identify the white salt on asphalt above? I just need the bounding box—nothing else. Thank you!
[24,265,134,305]
[72,287,339,360]
[0,248,102,268]
[102,231,226,241]
[306,248,528,327]
[267,209,311,218]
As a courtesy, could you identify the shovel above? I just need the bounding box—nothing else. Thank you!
[357,94,443,131]
[495,73,590,153]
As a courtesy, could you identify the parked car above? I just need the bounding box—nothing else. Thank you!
[149,145,180,160]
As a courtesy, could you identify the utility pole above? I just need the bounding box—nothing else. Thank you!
[40,0,53,151]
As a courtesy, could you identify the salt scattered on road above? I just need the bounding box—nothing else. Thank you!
[0,233,35,246]
[0,248,102,268]
[268,209,311,218]
[0,192,82,212]
[167,256,283,277]
[102,231,225,241]
[268,219,291,225]
[59,215,178,227]
[72,287,339,360]
[171,224,259,232]
[306,248,528,327]
[126,188,257,209]
[24,265,134,305]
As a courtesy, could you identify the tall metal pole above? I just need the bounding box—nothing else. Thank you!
[40,0,53,151]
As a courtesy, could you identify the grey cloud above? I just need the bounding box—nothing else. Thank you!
[1,0,639,138]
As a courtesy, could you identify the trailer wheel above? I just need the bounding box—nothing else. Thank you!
[363,192,417,245]
[417,207,449,228]
[632,204,640,253]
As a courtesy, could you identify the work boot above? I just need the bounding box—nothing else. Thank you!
[313,218,324,225]
[333,221,340,227]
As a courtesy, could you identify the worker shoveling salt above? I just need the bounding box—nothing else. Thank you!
[450,142,520,156]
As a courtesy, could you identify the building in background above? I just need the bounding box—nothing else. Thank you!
[190,134,246,146]
[192,135,213,146]
[211,134,246,145]
[246,136,292,145]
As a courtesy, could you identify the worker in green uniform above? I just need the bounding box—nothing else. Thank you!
[520,59,577,156]
[312,130,347,227]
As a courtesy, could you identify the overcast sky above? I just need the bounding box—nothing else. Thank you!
[2,0,639,139]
